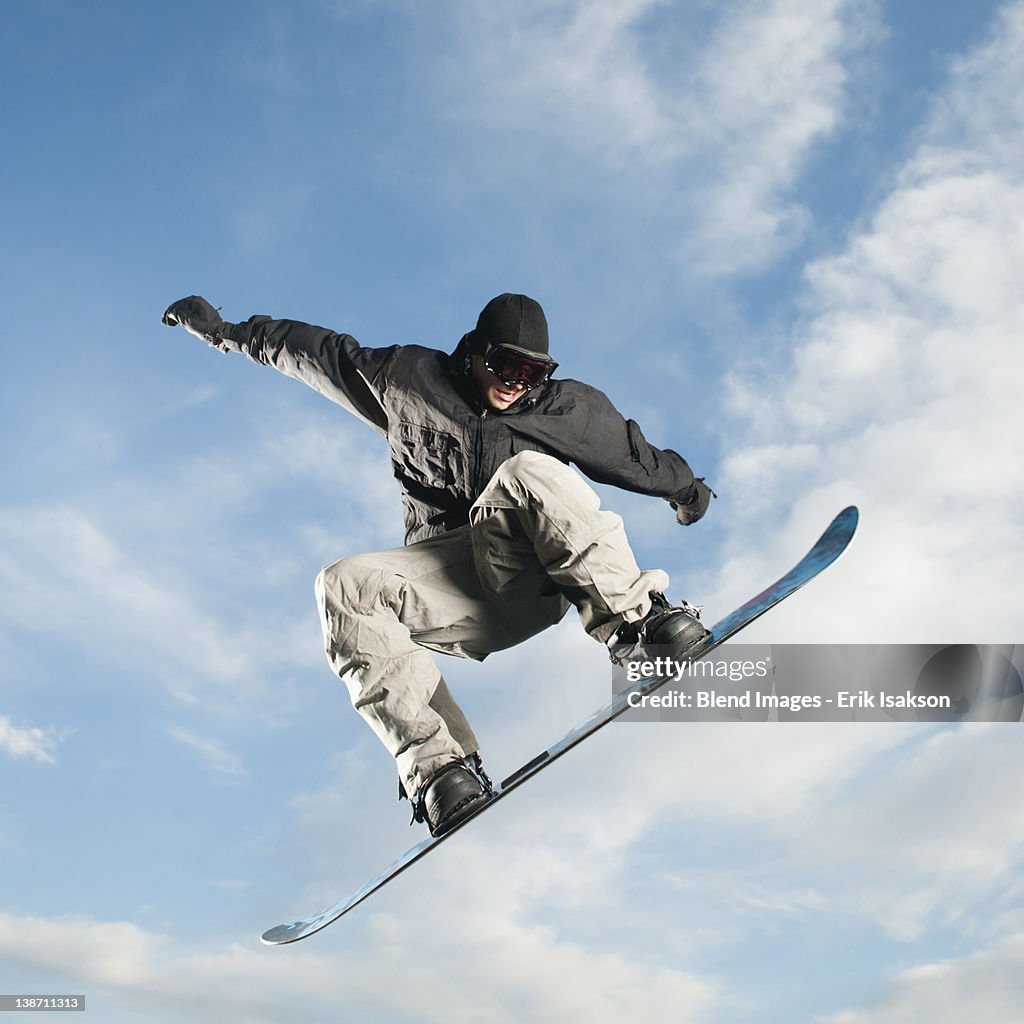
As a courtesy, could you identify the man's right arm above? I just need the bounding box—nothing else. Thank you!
[162,295,394,436]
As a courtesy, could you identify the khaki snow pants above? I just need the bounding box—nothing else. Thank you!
[315,451,668,798]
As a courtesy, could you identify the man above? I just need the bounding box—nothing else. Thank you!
[162,293,713,836]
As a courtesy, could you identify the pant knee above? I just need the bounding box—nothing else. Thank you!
[484,450,597,515]
[315,555,385,620]
[499,450,563,480]
[489,451,575,499]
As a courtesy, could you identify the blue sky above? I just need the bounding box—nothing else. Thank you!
[2,1,1023,1021]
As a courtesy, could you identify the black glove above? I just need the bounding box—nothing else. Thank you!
[161,295,228,343]
[671,478,715,526]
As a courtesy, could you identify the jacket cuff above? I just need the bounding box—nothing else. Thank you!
[668,480,698,507]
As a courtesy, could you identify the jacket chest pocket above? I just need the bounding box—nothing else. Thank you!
[391,421,463,490]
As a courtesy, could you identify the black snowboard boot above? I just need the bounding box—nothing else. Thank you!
[610,593,711,663]
[413,754,494,837]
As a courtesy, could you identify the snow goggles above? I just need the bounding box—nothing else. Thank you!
[484,345,558,390]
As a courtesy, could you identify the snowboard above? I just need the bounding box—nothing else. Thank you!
[261,505,859,944]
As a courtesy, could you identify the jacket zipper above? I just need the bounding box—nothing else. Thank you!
[473,408,488,494]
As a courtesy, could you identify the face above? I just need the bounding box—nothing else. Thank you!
[471,355,529,411]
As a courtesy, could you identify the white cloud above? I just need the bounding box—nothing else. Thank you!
[0,406,400,715]
[0,502,276,707]
[0,916,163,991]
[284,683,898,930]
[715,0,1024,641]
[451,0,681,162]
[165,727,246,782]
[0,907,716,1024]
[447,0,872,273]
[780,724,1024,941]
[820,932,1024,1024]
[682,0,873,272]
[60,656,1010,1022]
[356,713,1021,951]
[0,715,63,765]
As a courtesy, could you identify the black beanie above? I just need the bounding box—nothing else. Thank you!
[469,294,550,357]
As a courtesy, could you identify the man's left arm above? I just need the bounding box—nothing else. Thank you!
[570,385,715,526]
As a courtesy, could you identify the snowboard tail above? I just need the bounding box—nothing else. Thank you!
[261,506,859,944]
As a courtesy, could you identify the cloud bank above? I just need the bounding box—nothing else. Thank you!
[716,0,1024,642]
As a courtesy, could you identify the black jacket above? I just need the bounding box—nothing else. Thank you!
[219,315,699,544]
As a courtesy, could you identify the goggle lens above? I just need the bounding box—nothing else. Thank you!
[484,346,557,389]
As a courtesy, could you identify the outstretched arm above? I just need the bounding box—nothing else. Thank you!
[162,295,393,436]
[569,383,715,526]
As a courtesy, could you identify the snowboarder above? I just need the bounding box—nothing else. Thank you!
[162,293,713,837]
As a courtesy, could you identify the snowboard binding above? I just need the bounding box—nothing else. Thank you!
[609,592,711,664]
[411,753,494,837]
